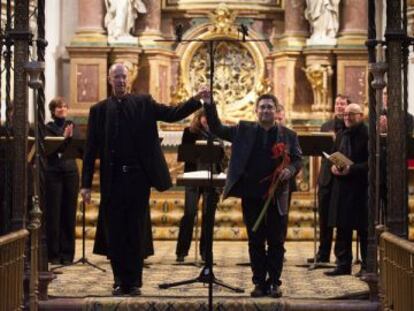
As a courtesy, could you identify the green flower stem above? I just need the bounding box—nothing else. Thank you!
[252,176,281,232]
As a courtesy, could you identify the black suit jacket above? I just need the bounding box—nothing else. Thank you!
[205,103,302,215]
[82,94,202,200]
[318,117,345,188]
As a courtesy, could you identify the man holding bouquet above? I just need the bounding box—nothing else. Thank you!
[204,94,302,298]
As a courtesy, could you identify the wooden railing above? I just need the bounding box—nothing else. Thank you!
[0,229,29,311]
[379,231,414,311]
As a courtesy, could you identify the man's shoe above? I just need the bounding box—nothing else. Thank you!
[61,259,73,265]
[250,284,267,297]
[324,266,351,276]
[176,255,185,263]
[112,286,127,296]
[307,254,329,263]
[49,258,61,265]
[268,284,282,298]
[128,286,141,296]
[354,268,367,278]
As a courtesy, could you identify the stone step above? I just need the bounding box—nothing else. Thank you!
[76,192,414,241]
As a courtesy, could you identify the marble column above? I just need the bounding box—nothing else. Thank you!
[279,0,309,48]
[72,0,106,45]
[138,0,164,47]
[337,0,368,46]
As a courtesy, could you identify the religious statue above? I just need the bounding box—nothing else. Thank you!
[305,0,340,46]
[105,0,147,44]
[304,64,333,113]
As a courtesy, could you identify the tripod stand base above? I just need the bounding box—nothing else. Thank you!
[159,266,244,293]
[51,258,106,273]
[173,261,205,267]
[295,262,335,270]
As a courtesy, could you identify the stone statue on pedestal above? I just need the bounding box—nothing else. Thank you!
[305,0,340,46]
[304,64,333,113]
[105,0,147,44]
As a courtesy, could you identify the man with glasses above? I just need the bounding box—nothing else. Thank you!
[324,103,368,276]
[308,94,349,264]
[204,94,302,298]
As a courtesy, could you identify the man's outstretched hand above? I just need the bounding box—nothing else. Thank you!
[194,86,211,104]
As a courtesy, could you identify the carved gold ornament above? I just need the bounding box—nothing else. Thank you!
[123,60,138,93]
[208,3,237,34]
[303,64,333,113]
[188,41,258,123]
[176,4,267,123]
[170,75,190,105]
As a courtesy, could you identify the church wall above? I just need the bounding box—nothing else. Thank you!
[44,0,78,121]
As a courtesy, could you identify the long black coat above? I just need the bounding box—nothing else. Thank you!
[205,103,302,216]
[81,94,201,257]
[328,122,368,229]
[318,117,345,189]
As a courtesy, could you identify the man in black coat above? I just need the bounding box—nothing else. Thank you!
[204,94,302,298]
[324,103,368,276]
[308,94,349,264]
[80,63,208,296]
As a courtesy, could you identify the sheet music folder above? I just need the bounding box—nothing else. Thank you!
[60,138,85,159]
[177,171,226,188]
[177,143,223,164]
[298,132,334,156]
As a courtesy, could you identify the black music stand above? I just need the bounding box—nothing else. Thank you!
[296,133,336,270]
[61,138,84,160]
[174,143,222,267]
[159,143,244,301]
[50,138,105,273]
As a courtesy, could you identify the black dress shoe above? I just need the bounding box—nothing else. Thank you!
[176,255,185,263]
[61,259,73,265]
[307,254,330,263]
[112,286,127,296]
[324,267,351,276]
[128,286,141,296]
[250,284,267,297]
[354,267,367,278]
[49,258,61,265]
[268,284,282,298]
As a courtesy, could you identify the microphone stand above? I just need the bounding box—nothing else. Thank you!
[157,25,265,310]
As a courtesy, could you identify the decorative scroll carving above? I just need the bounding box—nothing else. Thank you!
[123,60,138,92]
[170,75,190,105]
[303,64,332,113]
[188,41,257,123]
[208,3,237,34]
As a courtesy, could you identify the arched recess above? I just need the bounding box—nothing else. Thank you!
[175,23,270,123]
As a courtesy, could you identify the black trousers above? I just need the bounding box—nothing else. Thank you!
[334,226,367,269]
[242,197,288,286]
[45,168,79,262]
[317,187,334,259]
[107,169,150,289]
[176,186,219,258]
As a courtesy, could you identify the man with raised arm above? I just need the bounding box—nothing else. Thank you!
[80,63,209,296]
[204,94,302,298]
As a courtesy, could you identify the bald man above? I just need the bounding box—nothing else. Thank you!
[324,103,368,276]
[81,63,209,296]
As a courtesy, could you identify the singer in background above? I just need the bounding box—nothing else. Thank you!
[175,110,222,263]
[45,97,80,265]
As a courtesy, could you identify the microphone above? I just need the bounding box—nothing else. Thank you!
[175,24,184,43]
[238,24,249,42]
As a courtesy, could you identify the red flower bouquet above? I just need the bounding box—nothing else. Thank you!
[252,142,291,232]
